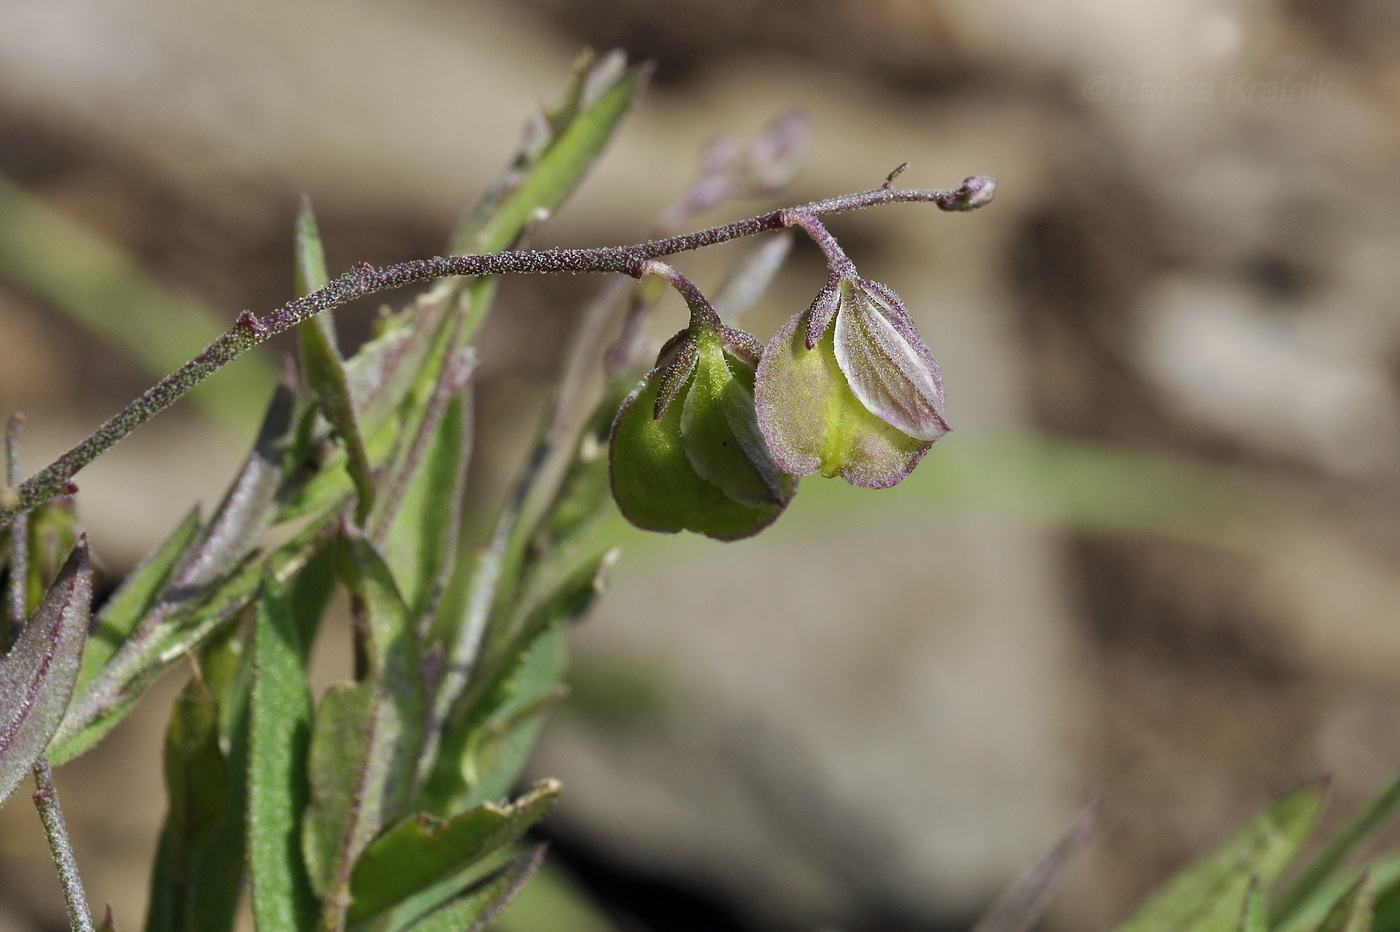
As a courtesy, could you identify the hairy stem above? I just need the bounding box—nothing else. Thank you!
[33,761,96,932]
[0,177,994,529]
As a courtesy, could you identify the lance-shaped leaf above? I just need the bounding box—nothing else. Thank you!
[72,508,200,701]
[403,845,548,932]
[303,529,429,927]
[450,51,649,257]
[301,681,378,907]
[338,528,427,816]
[1274,767,1400,926]
[1115,782,1325,932]
[48,515,334,766]
[347,780,560,925]
[0,538,90,806]
[1360,856,1400,932]
[422,550,614,816]
[372,360,473,624]
[247,575,318,931]
[295,199,375,524]
[53,378,295,763]
[145,656,244,932]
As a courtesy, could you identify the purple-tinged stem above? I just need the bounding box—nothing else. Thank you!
[33,760,96,932]
[0,177,994,529]
[637,259,724,332]
[7,419,96,932]
[782,211,857,278]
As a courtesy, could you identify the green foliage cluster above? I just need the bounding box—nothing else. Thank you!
[2,51,645,931]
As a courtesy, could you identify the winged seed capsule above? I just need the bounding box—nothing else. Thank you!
[610,309,795,541]
[755,275,949,488]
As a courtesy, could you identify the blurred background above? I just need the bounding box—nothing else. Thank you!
[3,0,1400,929]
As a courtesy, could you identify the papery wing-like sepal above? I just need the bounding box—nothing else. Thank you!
[834,280,949,443]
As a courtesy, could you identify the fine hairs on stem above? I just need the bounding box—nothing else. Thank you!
[0,175,994,529]
[5,419,95,932]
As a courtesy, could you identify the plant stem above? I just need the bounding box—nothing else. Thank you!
[7,419,96,932]
[0,177,994,529]
[33,760,96,932]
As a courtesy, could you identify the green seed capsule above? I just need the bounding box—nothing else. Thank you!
[610,325,794,541]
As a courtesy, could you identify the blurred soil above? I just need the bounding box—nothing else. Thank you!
[3,1,1400,930]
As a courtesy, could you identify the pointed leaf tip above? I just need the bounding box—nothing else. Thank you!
[0,538,91,805]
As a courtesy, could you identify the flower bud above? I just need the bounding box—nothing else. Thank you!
[610,321,795,540]
[755,276,949,488]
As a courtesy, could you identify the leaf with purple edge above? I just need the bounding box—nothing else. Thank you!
[301,680,379,904]
[1238,878,1267,932]
[71,507,200,702]
[420,550,613,816]
[373,371,472,625]
[0,538,90,807]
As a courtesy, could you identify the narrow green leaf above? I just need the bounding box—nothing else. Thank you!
[145,672,230,932]
[304,530,429,930]
[1280,858,1400,932]
[1369,857,1400,931]
[1238,878,1267,932]
[373,375,471,623]
[295,199,375,524]
[73,509,201,700]
[450,52,647,256]
[336,528,427,819]
[340,293,453,440]
[54,378,295,763]
[301,681,377,901]
[346,779,560,924]
[248,576,318,931]
[294,196,331,299]
[1314,875,1374,932]
[49,517,334,766]
[1275,771,1400,926]
[423,551,614,815]
[0,539,90,806]
[531,378,632,555]
[403,845,547,932]
[1115,782,1326,932]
